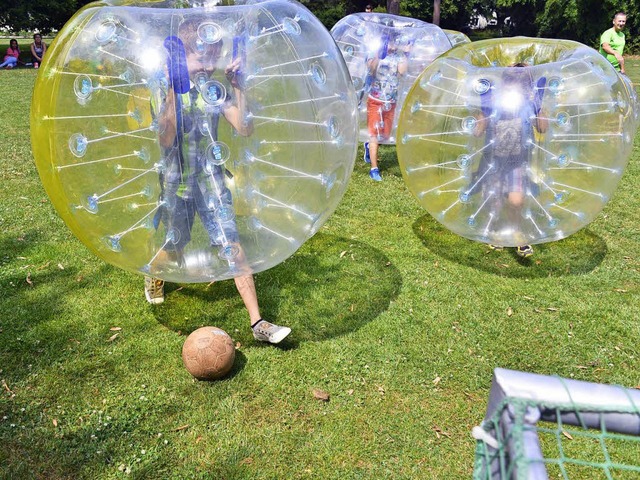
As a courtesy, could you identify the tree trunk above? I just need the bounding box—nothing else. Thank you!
[387,0,399,15]
[433,0,441,25]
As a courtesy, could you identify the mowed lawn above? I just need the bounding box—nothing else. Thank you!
[0,58,639,479]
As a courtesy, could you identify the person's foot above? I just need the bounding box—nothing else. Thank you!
[252,319,291,344]
[363,142,371,163]
[144,276,165,304]
[369,168,382,182]
[488,244,504,251]
[516,245,534,258]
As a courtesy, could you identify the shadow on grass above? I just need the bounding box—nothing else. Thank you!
[412,214,607,278]
[154,233,402,347]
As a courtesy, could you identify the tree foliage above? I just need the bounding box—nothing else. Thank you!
[0,0,93,34]
[1,0,638,54]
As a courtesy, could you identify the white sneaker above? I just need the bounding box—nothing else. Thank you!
[252,320,291,344]
[144,276,165,304]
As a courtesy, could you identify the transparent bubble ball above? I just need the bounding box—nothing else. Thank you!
[31,0,358,283]
[331,12,451,144]
[397,37,638,246]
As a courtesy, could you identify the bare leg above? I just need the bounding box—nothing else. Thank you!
[234,274,262,325]
[369,137,380,170]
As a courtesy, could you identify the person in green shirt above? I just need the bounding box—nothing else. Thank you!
[600,12,627,74]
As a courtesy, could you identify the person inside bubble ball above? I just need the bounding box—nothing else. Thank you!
[362,29,409,182]
[144,19,291,344]
[470,63,548,258]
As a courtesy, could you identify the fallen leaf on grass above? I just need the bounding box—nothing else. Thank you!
[433,425,451,439]
[506,307,513,317]
[26,274,33,287]
[432,376,441,386]
[52,418,58,427]
[107,333,119,342]
[57,263,64,270]
[562,431,573,440]
[2,379,14,395]
[613,288,628,293]
[339,250,347,258]
[195,436,202,444]
[239,457,253,465]
[109,327,122,331]
[174,424,190,431]
[377,385,385,395]
[312,389,330,402]
[37,262,51,271]
[546,307,558,312]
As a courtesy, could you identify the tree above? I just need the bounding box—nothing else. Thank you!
[387,0,400,14]
[0,0,94,34]
[433,0,441,25]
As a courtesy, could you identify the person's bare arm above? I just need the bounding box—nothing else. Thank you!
[158,89,178,148]
[223,58,253,136]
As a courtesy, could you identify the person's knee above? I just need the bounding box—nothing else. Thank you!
[508,193,524,208]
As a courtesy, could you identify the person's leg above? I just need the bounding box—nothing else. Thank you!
[507,181,532,257]
[235,274,291,344]
[234,275,261,324]
[366,98,383,181]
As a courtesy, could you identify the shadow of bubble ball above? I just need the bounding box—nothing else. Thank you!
[31,0,358,283]
[397,37,639,247]
[331,13,451,144]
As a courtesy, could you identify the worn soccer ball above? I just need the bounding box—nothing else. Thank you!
[182,326,235,380]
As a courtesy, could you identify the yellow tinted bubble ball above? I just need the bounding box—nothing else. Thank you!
[31,0,358,283]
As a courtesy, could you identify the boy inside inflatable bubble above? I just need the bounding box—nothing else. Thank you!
[363,27,409,181]
[146,17,291,344]
[467,63,548,258]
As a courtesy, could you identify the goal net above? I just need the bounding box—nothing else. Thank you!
[473,368,640,479]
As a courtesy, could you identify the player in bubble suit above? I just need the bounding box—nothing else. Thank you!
[145,19,290,344]
[469,63,548,257]
[363,29,408,181]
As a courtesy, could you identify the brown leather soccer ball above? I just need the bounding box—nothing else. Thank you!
[182,327,235,380]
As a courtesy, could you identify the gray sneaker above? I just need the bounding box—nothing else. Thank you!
[252,320,291,344]
[144,276,165,304]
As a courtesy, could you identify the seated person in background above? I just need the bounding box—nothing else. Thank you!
[0,39,20,69]
[30,34,46,68]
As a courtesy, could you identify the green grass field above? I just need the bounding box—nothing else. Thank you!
[1,59,639,479]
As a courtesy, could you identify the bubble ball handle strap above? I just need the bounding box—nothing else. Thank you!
[379,33,389,60]
[164,35,190,95]
[534,76,547,115]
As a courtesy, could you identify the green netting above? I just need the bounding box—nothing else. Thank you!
[473,395,640,480]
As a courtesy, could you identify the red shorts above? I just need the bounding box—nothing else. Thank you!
[367,97,396,140]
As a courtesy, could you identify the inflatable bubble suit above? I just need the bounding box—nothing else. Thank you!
[397,37,638,247]
[31,0,358,283]
[443,29,471,48]
[331,13,451,144]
